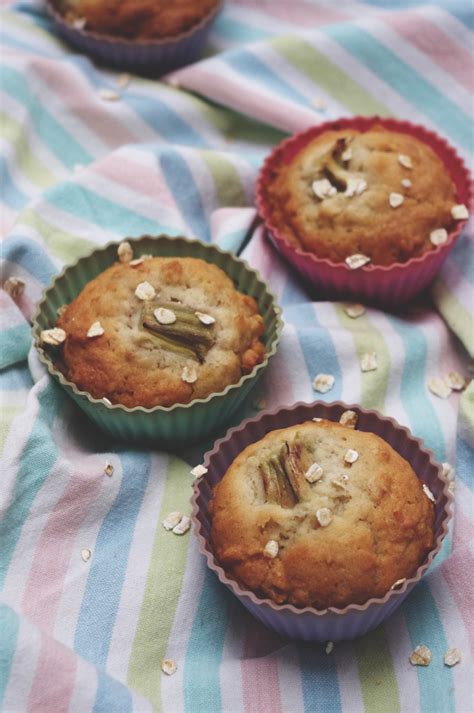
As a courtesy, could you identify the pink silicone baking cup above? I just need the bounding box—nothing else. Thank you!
[256,116,471,306]
[191,401,453,642]
[46,1,223,74]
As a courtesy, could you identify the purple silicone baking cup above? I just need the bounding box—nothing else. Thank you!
[191,401,453,642]
[46,1,223,74]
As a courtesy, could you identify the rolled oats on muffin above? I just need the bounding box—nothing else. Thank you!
[263,125,462,266]
[54,255,265,408]
[53,0,220,40]
[210,419,435,610]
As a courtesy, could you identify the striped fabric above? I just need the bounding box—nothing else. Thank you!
[0,1,473,711]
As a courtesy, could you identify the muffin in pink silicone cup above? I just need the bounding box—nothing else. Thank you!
[191,401,452,642]
[47,0,223,74]
[256,116,471,306]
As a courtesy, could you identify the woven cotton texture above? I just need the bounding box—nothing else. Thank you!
[0,1,473,712]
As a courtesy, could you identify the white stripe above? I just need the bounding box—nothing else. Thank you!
[420,6,474,54]
[334,641,365,713]
[319,302,363,403]
[0,138,51,199]
[2,611,42,712]
[68,654,99,713]
[385,608,422,713]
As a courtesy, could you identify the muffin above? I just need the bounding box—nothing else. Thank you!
[52,0,220,40]
[262,124,463,266]
[52,251,265,409]
[210,419,435,610]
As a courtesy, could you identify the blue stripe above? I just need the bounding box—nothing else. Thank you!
[388,315,446,462]
[325,25,472,150]
[224,49,310,107]
[46,182,180,237]
[299,646,341,713]
[93,671,133,713]
[0,30,56,58]
[448,234,474,285]
[159,151,211,242]
[0,605,19,708]
[213,15,272,43]
[184,569,231,713]
[2,235,57,284]
[0,323,31,369]
[0,382,58,588]
[74,451,151,666]
[402,581,455,713]
[1,66,92,168]
[456,434,474,489]
[362,0,473,28]
[0,363,33,391]
[0,157,29,210]
[284,302,343,401]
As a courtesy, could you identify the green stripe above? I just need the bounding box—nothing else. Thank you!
[354,627,400,713]
[0,113,57,188]
[432,277,474,358]
[271,36,390,116]
[335,305,390,411]
[20,208,95,264]
[199,150,248,207]
[127,456,192,709]
[0,406,22,453]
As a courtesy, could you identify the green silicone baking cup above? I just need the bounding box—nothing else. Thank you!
[32,235,283,447]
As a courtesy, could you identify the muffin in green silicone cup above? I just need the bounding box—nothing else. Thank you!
[32,235,282,447]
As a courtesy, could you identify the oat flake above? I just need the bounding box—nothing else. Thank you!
[305,462,324,483]
[444,371,465,391]
[409,645,432,666]
[162,511,182,531]
[312,417,323,422]
[263,540,279,558]
[360,352,378,372]
[104,462,114,477]
[444,648,461,667]
[398,154,413,169]
[344,303,366,319]
[344,448,359,464]
[316,508,332,527]
[182,365,198,384]
[442,462,454,479]
[422,484,436,503]
[451,204,469,220]
[161,659,177,676]
[98,88,120,101]
[313,373,335,393]
[345,254,371,270]
[341,148,352,162]
[135,281,156,301]
[312,97,326,111]
[312,178,337,199]
[339,410,358,428]
[154,307,176,325]
[172,515,191,535]
[3,276,25,300]
[118,241,133,263]
[430,228,448,246]
[40,328,66,346]
[195,311,215,325]
[428,376,451,399]
[345,177,367,197]
[73,17,86,29]
[389,192,404,208]
[117,73,131,89]
[191,464,208,478]
[325,641,334,654]
[391,578,406,590]
[81,548,91,562]
[130,257,144,266]
[87,321,104,338]
[401,178,412,188]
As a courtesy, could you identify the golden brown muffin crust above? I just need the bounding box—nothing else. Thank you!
[210,420,435,609]
[264,126,457,266]
[56,0,220,40]
[56,256,265,408]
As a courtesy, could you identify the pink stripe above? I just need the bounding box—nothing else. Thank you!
[31,61,137,148]
[27,633,76,713]
[241,625,283,713]
[91,154,178,210]
[21,468,103,632]
[387,11,474,92]
[234,0,348,25]
[170,66,319,134]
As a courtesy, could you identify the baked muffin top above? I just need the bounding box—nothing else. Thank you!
[263,126,459,266]
[55,0,220,40]
[55,254,265,408]
[210,419,435,609]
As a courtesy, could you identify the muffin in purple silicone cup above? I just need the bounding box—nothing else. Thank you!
[46,0,223,74]
[191,401,452,642]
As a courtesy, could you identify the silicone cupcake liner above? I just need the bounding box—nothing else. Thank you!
[46,1,223,74]
[256,116,471,306]
[32,235,282,448]
[191,401,453,642]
